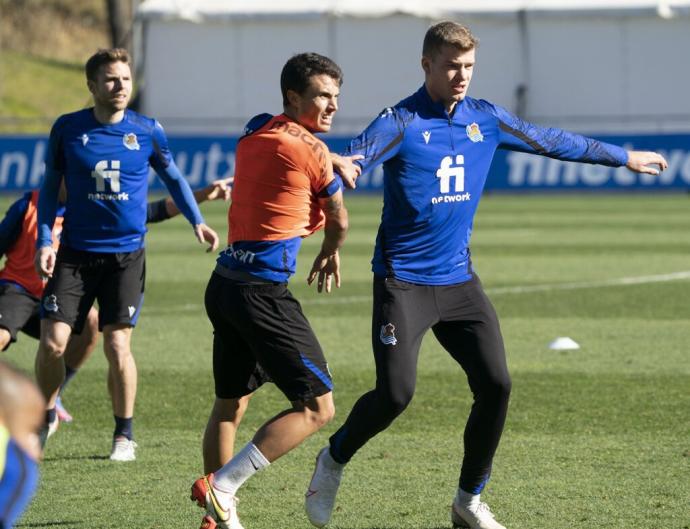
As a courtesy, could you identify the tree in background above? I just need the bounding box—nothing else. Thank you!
[105,0,131,51]
[0,0,137,131]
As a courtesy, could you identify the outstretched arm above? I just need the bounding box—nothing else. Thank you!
[165,177,232,218]
[345,106,410,177]
[497,104,669,174]
[625,151,668,175]
[492,101,630,166]
[146,177,233,224]
[307,190,348,293]
[331,154,363,189]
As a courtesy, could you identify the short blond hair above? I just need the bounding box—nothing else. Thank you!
[423,21,478,58]
[85,48,130,81]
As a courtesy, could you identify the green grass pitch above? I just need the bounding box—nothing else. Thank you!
[2,193,689,529]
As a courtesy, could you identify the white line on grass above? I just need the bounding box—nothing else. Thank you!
[485,270,690,295]
[145,270,690,313]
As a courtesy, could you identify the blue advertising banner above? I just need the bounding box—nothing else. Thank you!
[488,133,690,191]
[1,133,689,192]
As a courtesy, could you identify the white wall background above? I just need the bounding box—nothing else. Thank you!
[136,3,690,135]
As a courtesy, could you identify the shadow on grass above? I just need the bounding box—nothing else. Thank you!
[337,527,448,529]
[43,455,109,462]
[17,522,84,527]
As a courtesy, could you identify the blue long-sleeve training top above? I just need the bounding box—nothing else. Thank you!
[37,108,204,252]
[348,85,628,285]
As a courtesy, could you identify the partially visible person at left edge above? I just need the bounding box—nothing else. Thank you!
[0,360,44,528]
[34,47,219,462]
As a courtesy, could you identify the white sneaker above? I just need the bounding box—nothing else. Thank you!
[109,437,138,462]
[305,447,344,528]
[452,501,506,529]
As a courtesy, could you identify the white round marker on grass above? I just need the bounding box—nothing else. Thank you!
[549,337,580,351]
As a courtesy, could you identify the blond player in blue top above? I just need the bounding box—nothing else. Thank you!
[34,48,219,461]
[305,20,667,529]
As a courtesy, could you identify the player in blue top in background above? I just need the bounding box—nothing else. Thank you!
[0,178,231,427]
[34,48,219,462]
[305,21,668,529]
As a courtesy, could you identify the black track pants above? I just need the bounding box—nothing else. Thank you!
[329,274,511,493]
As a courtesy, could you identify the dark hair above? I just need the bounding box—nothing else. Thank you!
[280,52,343,107]
[423,21,478,59]
[85,48,130,81]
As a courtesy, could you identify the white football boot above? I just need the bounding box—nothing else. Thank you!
[452,500,506,529]
[305,447,344,527]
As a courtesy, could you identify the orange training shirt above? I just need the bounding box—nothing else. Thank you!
[228,114,335,243]
[0,191,63,298]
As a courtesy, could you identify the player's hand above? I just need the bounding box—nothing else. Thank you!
[194,223,220,252]
[331,154,363,189]
[626,151,668,175]
[307,250,341,293]
[202,177,233,202]
[34,246,56,279]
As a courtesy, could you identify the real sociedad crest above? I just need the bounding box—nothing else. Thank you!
[466,122,484,143]
[379,323,398,346]
[43,294,58,313]
[123,132,140,150]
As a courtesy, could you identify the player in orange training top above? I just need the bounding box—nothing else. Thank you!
[190,52,349,529]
